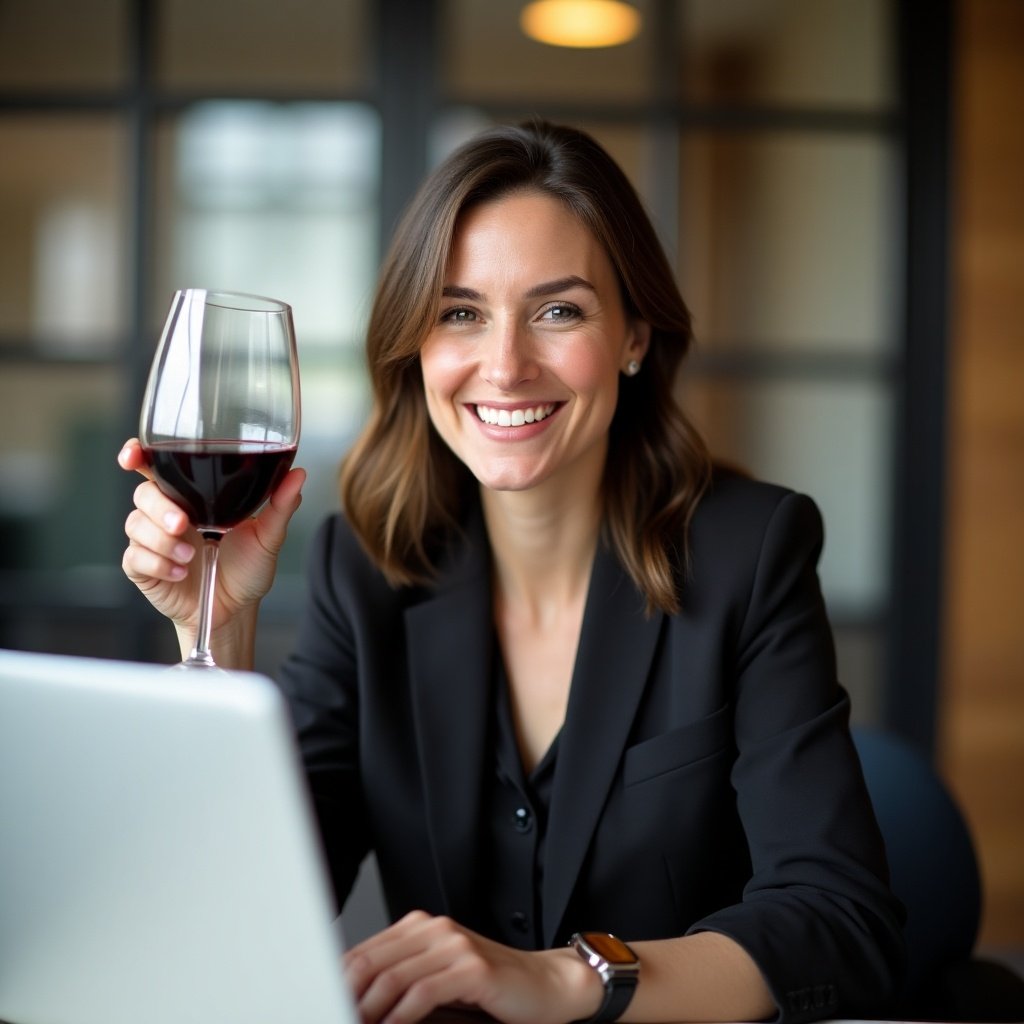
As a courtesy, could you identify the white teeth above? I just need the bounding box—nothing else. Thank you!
[475,403,555,426]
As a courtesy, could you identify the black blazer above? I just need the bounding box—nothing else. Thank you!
[276,473,906,1022]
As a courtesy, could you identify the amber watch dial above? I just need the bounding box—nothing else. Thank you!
[579,932,639,965]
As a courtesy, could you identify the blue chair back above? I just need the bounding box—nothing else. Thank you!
[852,726,982,995]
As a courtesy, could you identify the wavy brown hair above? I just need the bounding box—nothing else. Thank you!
[340,120,710,614]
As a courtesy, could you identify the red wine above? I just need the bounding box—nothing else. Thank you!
[143,441,297,535]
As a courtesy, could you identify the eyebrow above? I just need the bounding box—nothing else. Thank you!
[441,275,597,301]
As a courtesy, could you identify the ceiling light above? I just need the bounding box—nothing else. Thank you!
[520,0,642,49]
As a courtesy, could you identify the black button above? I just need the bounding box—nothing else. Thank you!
[512,806,533,832]
[510,911,530,933]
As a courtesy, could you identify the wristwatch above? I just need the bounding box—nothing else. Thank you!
[570,931,640,1023]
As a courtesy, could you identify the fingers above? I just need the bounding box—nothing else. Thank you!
[123,507,195,582]
[117,438,153,480]
[133,478,190,536]
[348,916,482,1024]
[118,439,183,532]
[360,948,479,1024]
[345,911,432,970]
[345,912,444,1006]
[122,478,195,583]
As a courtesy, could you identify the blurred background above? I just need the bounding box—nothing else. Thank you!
[0,0,1020,957]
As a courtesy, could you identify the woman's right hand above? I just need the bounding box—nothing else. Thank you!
[118,438,306,651]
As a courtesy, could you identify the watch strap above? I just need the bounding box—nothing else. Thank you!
[588,973,637,1023]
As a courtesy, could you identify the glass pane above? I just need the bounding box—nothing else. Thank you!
[678,0,895,108]
[680,376,892,615]
[151,101,380,572]
[678,132,899,354]
[0,366,125,572]
[0,0,126,90]
[0,116,128,355]
[152,101,379,344]
[834,624,884,725]
[441,0,657,103]
[156,0,370,92]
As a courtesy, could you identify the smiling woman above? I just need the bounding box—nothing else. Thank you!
[119,120,907,1024]
[418,191,648,498]
[341,122,709,614]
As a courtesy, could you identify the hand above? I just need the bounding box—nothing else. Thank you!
[344,912,601,1024]
[118,438,305,642]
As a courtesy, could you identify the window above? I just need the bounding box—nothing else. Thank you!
[0,0,949,743]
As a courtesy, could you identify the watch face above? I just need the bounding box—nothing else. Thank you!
[580,932,639,965]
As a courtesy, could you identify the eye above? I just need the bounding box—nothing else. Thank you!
[439,306,479,324]
[539,302,583,322]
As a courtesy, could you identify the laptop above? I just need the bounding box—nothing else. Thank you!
[0,648,358,1024]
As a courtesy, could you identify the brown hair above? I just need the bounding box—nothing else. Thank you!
[340,120,710,613]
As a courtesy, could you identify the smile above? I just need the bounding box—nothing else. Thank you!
[475,403,557,427]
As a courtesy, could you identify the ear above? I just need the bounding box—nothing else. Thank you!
[622,319,651,372]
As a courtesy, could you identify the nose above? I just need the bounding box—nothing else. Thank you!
[480,318,538,391]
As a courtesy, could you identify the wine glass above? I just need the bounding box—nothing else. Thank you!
[139,289,300,669]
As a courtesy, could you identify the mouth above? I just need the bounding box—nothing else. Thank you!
[473,402,559,427]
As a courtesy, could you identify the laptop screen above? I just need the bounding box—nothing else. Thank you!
[0,649,357,1024]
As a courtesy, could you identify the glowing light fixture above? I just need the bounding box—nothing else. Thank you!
[520,0,641,49]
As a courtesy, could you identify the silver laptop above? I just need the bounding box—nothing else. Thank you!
[0,648,358,1024]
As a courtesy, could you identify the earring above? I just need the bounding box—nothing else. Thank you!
[625,359,641,376]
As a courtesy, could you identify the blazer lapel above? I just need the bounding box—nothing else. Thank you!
[406,513,494,930]
[542,543,665,945]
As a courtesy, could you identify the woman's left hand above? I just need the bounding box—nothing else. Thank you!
[344,911,601,1024]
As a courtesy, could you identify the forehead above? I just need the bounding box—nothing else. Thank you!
[447,190,616,285]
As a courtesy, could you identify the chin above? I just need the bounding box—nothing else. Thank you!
[469,461,549,494]
[475,474,543,494]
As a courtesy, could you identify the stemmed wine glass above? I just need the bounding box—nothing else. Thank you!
[139,289,300,669]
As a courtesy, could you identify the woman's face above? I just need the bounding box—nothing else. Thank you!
[419,190,648,497]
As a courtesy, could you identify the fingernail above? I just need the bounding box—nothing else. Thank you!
[117,447,131,466]
[163,512,180,531]
[169,565,188,580]
[173,542,193,562]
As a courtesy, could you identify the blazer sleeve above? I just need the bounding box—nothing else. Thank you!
[687,491,906,1021]
[274,516,372,910]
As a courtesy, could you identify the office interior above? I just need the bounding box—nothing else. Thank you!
[0,0,1020,971]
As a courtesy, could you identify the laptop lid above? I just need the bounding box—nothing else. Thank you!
[0,649,357,1024]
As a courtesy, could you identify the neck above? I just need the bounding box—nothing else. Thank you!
[481,461,604,624]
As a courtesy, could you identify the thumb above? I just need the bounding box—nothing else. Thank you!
[254,466,306,553]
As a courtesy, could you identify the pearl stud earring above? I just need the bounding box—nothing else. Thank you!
[625,359,641,376]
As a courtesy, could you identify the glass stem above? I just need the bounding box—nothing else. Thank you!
[185,535,222,669]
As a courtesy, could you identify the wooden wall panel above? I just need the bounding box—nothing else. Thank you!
[942,0,1024,946]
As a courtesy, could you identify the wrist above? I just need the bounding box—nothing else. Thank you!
[569,932,640,1023]
[546,946,605,1023]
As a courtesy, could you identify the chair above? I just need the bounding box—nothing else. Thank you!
[852,726,1024,1021]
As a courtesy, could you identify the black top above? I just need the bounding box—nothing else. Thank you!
[482,650,558,950]
[275,473,907,1023]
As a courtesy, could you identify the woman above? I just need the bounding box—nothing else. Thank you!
[120,121,905,1024]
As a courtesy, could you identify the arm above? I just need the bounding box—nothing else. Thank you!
[344,915,773,1024]
[685,491,906,1019]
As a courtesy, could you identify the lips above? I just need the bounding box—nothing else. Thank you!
[474,403,557,427]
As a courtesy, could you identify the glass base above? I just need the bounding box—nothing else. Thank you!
[171,654,229,673]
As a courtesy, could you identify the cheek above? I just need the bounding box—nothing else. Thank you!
[420,346,470,443]
[420,339,469,399]
[553,346,620,404]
